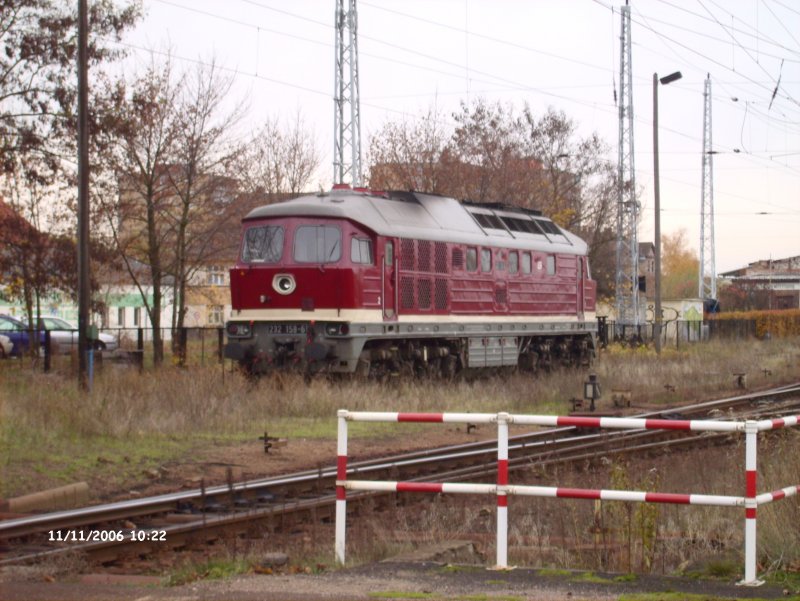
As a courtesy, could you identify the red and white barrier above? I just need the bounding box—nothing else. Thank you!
[334,409,800,586]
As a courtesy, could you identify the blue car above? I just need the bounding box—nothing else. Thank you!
[0,314,45,357]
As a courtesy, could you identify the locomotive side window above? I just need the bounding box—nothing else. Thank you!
[508,251,518,274]
[480,249,492,272]
[243,225,284,263]
[350,238,373,264]
[466,248,478,271]
[385,241,394,266]
[546,255,556,275]
[294,225,341,263]
[522,252,532,274]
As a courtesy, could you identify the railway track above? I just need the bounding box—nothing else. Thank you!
[2,383,798,566]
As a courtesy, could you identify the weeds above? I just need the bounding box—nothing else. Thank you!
[165,558,250,586]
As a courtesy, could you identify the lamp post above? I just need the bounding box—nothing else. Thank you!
[653,70,682,355]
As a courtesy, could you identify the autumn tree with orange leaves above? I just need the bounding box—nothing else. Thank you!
[660,229,700,299]
[368,99,618,296]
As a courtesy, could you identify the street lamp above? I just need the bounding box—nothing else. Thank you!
[653,70,682,355]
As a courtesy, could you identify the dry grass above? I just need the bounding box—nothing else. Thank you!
[1,335,798,577]
[340,433,800,579]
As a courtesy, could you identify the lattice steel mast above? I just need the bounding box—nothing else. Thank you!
[699,74,717,300]
[334,0,362,187]
[615,2,640,328]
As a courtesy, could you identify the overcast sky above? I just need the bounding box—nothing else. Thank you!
[125,0,800,273]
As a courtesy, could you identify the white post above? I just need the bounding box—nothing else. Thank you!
[335,410,349,566]
[496,412,509,569]
[739,420,763,586]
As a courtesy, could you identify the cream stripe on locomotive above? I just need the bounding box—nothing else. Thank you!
[230,308,597,325]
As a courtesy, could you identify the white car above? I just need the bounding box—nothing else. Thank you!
[29,317,119,354]
[0,334,12,358]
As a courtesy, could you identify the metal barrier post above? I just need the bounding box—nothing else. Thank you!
[335,410,348,566]
[496,413,509,569]
[740,420,762,586]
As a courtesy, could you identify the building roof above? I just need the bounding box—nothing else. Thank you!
[720,255,800,277]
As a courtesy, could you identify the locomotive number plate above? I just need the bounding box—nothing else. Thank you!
[265,323,308,335]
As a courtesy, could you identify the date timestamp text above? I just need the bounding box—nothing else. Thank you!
[48,529,167,542]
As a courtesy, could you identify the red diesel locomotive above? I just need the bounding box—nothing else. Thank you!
[224,188,597,377]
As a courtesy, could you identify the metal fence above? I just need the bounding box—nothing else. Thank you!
[335,409,800,585]
[1,327,226,373]
[3,318,793,375]
[599,318,769,350]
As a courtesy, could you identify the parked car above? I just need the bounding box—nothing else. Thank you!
[27,316,119,354]
[0,314,45,357]
[0,333,12,358]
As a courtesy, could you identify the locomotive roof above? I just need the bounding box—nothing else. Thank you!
[243,189,588,255]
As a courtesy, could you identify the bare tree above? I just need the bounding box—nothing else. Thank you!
[283,109,321,196]
[94,54,183,365]
[236,109,321,200]
[367,104,450,192]
[522,106,618,297]
[166,58,246,336]
[0,0,141,177]
[0,0,141,345]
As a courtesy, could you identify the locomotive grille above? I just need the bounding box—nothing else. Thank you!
[434,242,448,273]
[417,240,431,272]
[418,278,432,309]
[400,276,414,309]
[435,278,448,311]
[400,239,414,271]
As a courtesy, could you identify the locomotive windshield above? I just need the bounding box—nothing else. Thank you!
[294,225,341,263]
[242,225,284,263]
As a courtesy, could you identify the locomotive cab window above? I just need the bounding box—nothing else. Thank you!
[350,238,373,264]
[546,255,556,275]
[294,225,341,263]
[466,247,478,271]
[242,225,284,263]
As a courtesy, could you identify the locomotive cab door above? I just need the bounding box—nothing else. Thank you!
[382,240,397,320]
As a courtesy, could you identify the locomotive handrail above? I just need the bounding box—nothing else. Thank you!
[335,409,800,586]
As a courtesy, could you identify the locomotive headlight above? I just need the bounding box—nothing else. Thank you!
[272,273,296,295]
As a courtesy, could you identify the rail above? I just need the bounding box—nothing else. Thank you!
[335,409,800,586]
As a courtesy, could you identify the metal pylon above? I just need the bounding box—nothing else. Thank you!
[334,0,362,187]
[699,74,716,300]
[615,3,640,328]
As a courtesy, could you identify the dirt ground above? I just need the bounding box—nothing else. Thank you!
[3,552,799,601]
